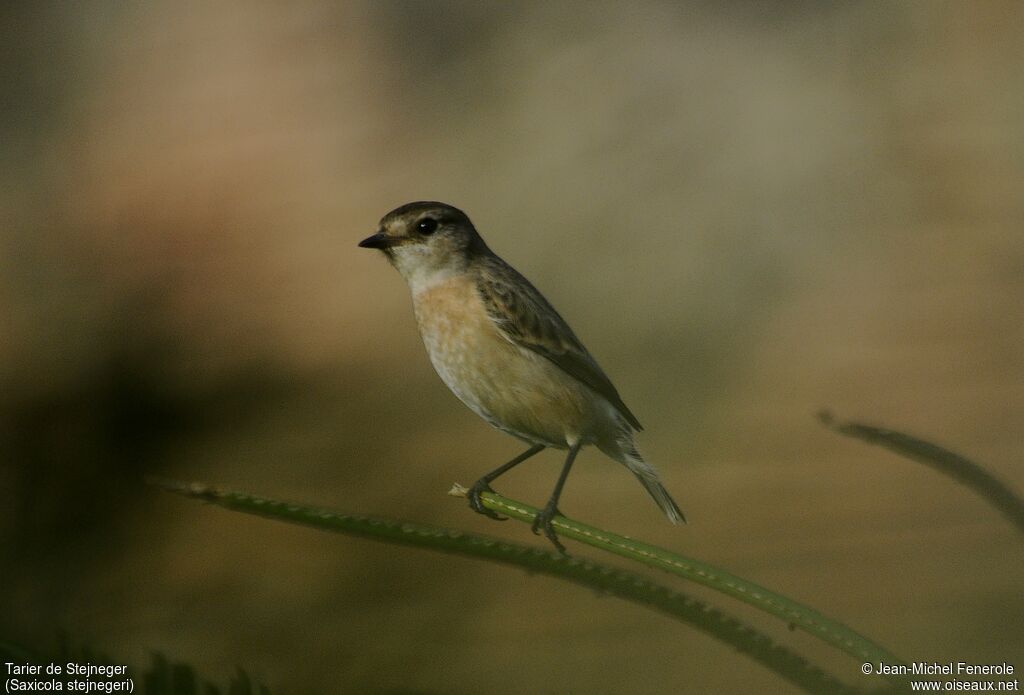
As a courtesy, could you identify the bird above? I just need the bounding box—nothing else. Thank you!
[358,201,683,552]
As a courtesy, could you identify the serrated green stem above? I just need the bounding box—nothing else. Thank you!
[456,484,904,673]
[151,478,870,694]
[819,411,1024,534]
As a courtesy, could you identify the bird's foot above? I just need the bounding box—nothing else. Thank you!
[532,504,568,555]
[466,479,506,520]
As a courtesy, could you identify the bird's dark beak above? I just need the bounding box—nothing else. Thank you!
[358,231,392,249]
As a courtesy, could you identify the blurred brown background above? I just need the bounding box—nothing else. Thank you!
[2,2,1022,693]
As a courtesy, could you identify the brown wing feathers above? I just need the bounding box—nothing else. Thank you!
[475,257,643,431]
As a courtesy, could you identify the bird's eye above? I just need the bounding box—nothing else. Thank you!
[417,217,438,235]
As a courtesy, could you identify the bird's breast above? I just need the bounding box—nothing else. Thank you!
[412,275,513,399]
[411,275,610,447]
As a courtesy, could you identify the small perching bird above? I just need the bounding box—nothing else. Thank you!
[359,201,683,552]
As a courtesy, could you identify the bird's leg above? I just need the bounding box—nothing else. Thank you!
[468,443,545,520]
[532,443,581,555]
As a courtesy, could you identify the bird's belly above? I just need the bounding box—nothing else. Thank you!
[413,281,603,447]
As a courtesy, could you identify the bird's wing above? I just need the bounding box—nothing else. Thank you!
[475,256,643,431]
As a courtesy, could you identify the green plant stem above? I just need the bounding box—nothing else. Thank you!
[819,411,1024,534]
[451,484,904,674]
[151,478,866,695]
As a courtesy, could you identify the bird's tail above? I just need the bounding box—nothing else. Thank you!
[600,433,686,524]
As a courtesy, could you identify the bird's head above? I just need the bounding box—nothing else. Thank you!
[359,201,489,288]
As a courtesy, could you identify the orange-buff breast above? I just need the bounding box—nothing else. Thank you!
[412,276,599,447]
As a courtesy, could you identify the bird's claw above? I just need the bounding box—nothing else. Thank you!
[532,505,568,555]
[467,480,507,520]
